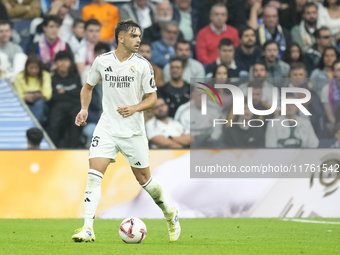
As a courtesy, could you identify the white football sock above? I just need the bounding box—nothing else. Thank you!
[142,177,172,218]
[83,169,103,230]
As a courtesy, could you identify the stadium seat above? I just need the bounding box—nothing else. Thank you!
[0,80,52,149]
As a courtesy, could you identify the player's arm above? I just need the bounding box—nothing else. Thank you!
[117,91,157,118]
[75,83,94,126]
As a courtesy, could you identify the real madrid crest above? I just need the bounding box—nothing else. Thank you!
[129,66,136,73]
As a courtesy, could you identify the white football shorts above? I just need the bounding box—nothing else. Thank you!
[89,124,149,168]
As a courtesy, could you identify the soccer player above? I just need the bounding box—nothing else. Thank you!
[72,19,181,242]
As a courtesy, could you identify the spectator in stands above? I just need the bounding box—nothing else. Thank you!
[245,0,263,30]
[48,51,82,148]
[234,27,262,78]
[279,0,307,31]
[146,96,190,149]
[296,89,329,139]
[198,0,247,31]
[222,96,265,148]
[138,41,164,87]
[258,40,290,88]
[150,20,179,69]
[175,86,222,148]
[28,15,71,73]
[311,46,339,95]
[26,127,43,149]
[14,54,52,123]
[321,60,340,126]
[158,57,190,118]
[143,1,173,43]
[0,3,9,21]
[172,0,198,42]
[291,2,318,52]
[206,38,239,78]
[288,62,313,91]
[331,122,340,147]
[120,0,156,30]
[67,18,85,57]
[318,0,340,40]
[81,41,110,85]
[240,61,276,107]
[75,19,101,75]
[196,3,239,64]
[3,0,40,20]
[0,20,23,66]
[163,40,205,83]
[265,93,319,148]
[256,5,291,59]
[282,42,309,73]
[305,27,333,71]
[82,0,119,43]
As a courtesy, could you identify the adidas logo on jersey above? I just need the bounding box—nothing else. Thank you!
[134,161,141,166]
[105,66,113,72]
[84,198,91,202]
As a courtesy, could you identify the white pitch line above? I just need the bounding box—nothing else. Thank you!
[282,218,340,225]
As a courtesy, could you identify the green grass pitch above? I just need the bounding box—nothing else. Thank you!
[1,218,339,255]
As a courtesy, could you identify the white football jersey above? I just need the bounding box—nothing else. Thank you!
[87,51,157,137]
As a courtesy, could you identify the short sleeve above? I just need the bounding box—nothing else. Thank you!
[86,57,101,86]
[141,61,157,94]
[321,85,329,104]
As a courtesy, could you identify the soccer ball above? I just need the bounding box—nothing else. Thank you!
[119,217,147,244]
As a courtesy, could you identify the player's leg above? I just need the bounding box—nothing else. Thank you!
[118,135,181,241]
[72,157,111,243]
[72,127,118,242]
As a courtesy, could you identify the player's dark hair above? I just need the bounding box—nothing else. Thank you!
[175,40,190,51]
[42,15,62,27]
[73,18,85,28]
[303,2,318,13]
[239,26,255,39]
[170,56,184,67]
[94,42,111,54]
[85,19,101,30]
[26,128,43,147]
[54,50,73,62]
[24,54,44,87]
[115,19,142,45]
[263,40,279,51]
[314,26,331,39]
[219,38,234,49]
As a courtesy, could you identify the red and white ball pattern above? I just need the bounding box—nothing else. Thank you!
[119,217,147,244]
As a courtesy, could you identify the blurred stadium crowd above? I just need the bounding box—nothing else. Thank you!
[1,0,340,149]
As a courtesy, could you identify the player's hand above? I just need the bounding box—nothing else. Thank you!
[117,105,137,118]
[75,109,88,126]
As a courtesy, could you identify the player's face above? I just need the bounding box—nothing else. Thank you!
[121,27,142,53]
[138,44,152,60]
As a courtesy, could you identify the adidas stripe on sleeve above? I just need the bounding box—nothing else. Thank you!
[86,57,101,86]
